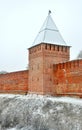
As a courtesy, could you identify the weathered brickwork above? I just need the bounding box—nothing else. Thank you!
[0,70,28,94]
[0,42,82,97]
[28,43,70,95]
[53,59,82,97]
[28,44,44,94]
[28,43,82,97]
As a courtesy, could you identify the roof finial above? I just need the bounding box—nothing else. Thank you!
[48,10,51,15]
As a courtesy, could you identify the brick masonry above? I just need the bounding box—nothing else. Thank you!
[53,59,82,97]
[0,43,82,97]
[0,70,28,94]
[28,43,70,95]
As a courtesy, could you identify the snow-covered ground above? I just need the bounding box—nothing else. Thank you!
[0,94,82,105]
[0,94,82,130]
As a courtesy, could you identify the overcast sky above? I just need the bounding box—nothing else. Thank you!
[0,0,82,72]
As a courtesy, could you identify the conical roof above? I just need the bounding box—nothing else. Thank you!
[32,11,67,47]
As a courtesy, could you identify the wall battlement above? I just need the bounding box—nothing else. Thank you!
[29,43,70,53]
[54,59,82,71]
[53,59,82,97]
[1,43,82,97]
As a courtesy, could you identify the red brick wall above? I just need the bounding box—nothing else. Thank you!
[53,59,82,97]
[28,44,44,94]
[28,43,70,95]
[0,70,28,94]
[42,43,70,95]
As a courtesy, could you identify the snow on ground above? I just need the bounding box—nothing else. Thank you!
[0,94,82,130]
[0,94,82,105]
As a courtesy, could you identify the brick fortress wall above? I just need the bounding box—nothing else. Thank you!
[53,59,82,97]
[0,70,28,94]
[28,43,70,95]
[41,43,70,95]
[28,44,44,94]
[0,42,82,97]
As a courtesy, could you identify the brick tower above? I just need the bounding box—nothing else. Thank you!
[28,11,70,95]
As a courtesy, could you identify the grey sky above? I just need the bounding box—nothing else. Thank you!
[0,0,82,72]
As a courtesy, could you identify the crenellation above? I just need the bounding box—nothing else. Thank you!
[51,45,54,50]
[55,45,58,51]
[0,70,28,94]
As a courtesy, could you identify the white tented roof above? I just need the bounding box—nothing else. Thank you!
[32,11,67,46]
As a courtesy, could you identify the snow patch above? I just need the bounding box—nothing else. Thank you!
[0,94,82,105]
